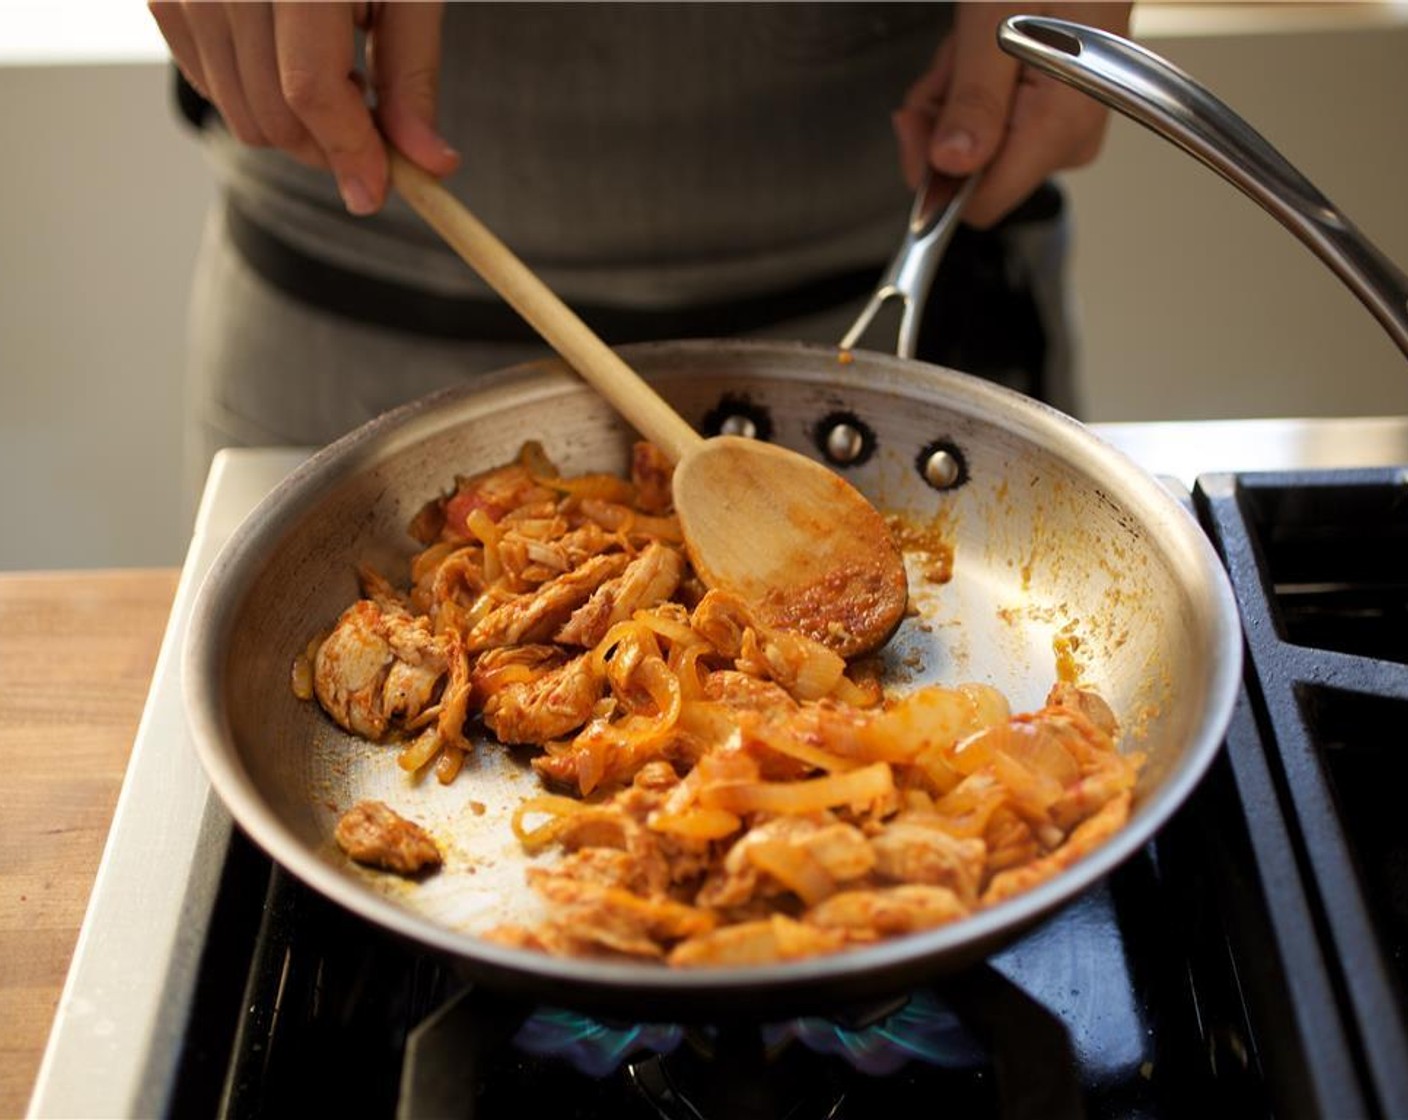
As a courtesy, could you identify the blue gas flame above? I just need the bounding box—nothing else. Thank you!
[513,1007,685,1078]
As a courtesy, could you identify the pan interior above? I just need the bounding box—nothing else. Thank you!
[197,340,1237,995]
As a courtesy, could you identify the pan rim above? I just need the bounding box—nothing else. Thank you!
[182,338,1243,1011]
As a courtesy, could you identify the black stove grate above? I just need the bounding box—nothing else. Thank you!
[177,840,1233,1120]
[163,779,1258,1117]
[1196,468,1408,1119]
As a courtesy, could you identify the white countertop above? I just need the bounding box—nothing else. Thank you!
[1093,415,1408,487]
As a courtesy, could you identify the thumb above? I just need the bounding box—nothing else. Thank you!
[369,1,459,177]
[928,8,1020,177]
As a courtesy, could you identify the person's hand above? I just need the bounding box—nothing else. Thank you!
[893,3,1132,229]
[148,1,458,215]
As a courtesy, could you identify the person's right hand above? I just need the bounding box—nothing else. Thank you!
[148,1,459,215]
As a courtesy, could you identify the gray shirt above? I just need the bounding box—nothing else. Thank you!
[207,2,952,307]
[185,2,1085,509]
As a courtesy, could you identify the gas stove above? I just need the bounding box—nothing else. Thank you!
[28,418,1408,1119]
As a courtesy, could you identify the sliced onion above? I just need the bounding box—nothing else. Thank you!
[396,727,442,772]
[647,807,742,841]
[746,840,837,907]
[860,685,1006,762]
[511,793,587,851]
[931,773,1007,838]
[700,761,894,816]
[745,721,862,774]
[788,639,846,701]
[435,744,466,784]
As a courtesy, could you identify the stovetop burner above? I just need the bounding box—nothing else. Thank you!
[31,451,1408,1120]
[167,792,1246,1119]
[513,1009,684,1079]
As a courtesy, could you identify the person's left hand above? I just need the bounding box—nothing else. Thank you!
[893,3,1132,229]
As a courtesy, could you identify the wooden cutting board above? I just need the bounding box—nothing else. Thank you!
[0,568,177,1119]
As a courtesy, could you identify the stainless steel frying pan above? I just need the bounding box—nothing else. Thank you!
[182,337,1242,1020]
[184,17,1408,1021]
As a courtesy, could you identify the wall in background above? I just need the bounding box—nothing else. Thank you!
[3,12,1407,571]
[0,63,213,570]
[1062,18,1408,421]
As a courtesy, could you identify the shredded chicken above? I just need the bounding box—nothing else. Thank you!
[314,591,451,740]
[481,652,603,745]
[805,884,970,938]
[868,820,987,906]
[466,552,631,651]
[334,800,442,875]
[556,542,684,647]
[668,914,848,967]
[301,441,1145,965]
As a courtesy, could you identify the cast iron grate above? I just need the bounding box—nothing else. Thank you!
[1196,467,1408,1119]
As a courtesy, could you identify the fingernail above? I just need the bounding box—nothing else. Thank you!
[340,176,376,216]
[935,129,977,161]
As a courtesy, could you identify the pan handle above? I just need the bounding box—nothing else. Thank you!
[840,173,979,360]
[997,15,1408,361]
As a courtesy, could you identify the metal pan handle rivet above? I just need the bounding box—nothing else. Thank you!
[701,396,773,443]
[814,412,878,468]
[825,423,866,464]
[716,414,759,439]
[822,428,861,467]
[919,442,967,490]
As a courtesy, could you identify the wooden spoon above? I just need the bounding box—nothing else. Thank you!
[389,153,907,658]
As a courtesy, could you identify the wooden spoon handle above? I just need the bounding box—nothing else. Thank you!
[388,151,703,463]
